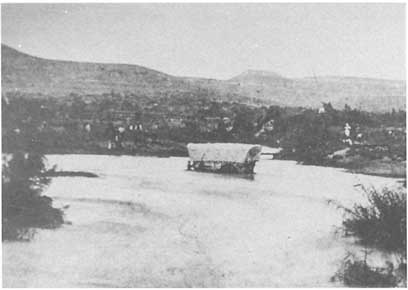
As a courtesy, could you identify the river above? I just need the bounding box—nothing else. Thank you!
[3,154,402,287]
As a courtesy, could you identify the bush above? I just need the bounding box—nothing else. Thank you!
[333,254,400,287]
[337,187,407,287]
[2,152,64,241]
[343,187,406,254]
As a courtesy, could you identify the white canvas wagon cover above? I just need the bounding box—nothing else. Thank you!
[187,143,262,163]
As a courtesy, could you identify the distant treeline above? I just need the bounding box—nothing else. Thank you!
[2,92,406,166]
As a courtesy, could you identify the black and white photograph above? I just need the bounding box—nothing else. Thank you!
[1,2,407,287]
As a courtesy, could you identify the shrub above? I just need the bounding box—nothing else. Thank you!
[337,187,407,287]
[333,253,399,287]
[2,152,64,241]
[343,187,406,254]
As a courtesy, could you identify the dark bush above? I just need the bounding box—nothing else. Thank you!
[343,187,406,254]
[333,254,399,287]
[2,152,64,241]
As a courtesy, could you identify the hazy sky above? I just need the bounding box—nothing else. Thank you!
[1,3,405,80]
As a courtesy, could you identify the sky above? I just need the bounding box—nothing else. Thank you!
[1,3,405,80]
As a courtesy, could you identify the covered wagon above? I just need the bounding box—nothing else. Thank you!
[186,143,262,174]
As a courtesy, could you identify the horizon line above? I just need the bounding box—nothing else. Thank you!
[2,42,405,82]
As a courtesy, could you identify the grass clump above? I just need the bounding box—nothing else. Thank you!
[343,186,406,254]
[335,186,407,287]
[333,253,399,287]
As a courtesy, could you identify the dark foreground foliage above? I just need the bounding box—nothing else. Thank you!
[343,187,406,254]
[335,186,407,287]
[333,253,404,287]
[2,152,64,241]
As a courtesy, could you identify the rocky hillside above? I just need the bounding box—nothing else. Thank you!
[2,44,405,111]
[227,70,405,111]
[2,44,215,98]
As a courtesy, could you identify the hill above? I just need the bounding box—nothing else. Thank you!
[2,44,405,111]
[1,44,199,97]
[227,71,405,111]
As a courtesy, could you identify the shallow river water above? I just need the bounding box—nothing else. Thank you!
[3,154,402,287]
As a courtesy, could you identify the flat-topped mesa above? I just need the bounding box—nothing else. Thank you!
[187,143,262,174]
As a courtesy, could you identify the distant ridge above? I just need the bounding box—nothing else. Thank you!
[231,69,286,80]
[2,44,405,112]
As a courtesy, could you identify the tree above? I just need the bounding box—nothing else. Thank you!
[293,114,332,165]
[2,98,64,241]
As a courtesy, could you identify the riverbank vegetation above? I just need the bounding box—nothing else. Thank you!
[343,187,406,253]
[334,186,407,287]
[334,253,401,287]
[2,100,65,241]
[2,92,405,177]
[2,152,64,241]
